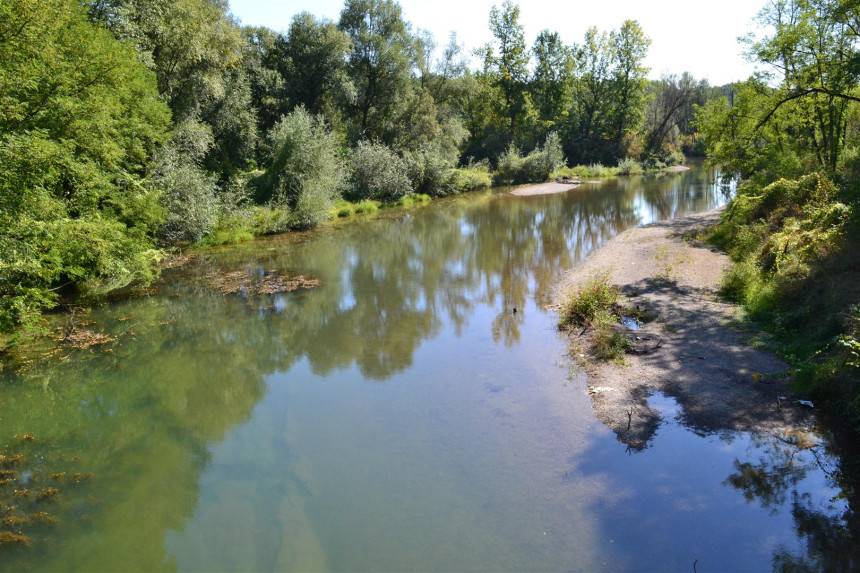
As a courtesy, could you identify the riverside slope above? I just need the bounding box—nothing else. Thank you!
[553,208,816,450]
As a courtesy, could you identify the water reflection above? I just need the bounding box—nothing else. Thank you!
[723,431,859,571]
[0,166,744,570]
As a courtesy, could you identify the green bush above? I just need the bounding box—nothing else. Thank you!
[558,276,621,328]
[347,141,413,202]
[451,161,492,192]
[665,149,686,166]
[152,143,219,245]
[353,200,379,214]
[405,146,455,196]
[255,107,342,229]
[592,329,634,362]
[616,157,645,175]
[495,133,566,185]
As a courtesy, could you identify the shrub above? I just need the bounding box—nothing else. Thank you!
[558,275,621,328]
[616,157,645,175]
[451,160,492,192]
[152,146,219,245]
[353,200,379,215]
[405,146,455,196]
[592,329,634,362]
[665,149,686,166]
[347,141,413,202]
[494,146,526,185]
[495,133,566,185]
[255,107,342,229]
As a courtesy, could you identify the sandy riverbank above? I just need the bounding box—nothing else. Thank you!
[552,208,816,450]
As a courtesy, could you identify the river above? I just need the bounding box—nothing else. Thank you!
[0,164,856,571]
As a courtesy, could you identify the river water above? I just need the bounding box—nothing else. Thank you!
[0,166,856,571]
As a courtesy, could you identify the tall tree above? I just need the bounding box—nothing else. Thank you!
[531,30,573,127]
[487,0,530,143]
[278,13,352,118]
[1,0,171,333]
[90,0,245,121]
[566,26,614,164]
[608,20,651,158]
[339,0,413,142]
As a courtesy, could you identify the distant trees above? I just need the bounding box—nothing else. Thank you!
[1,0,725,336]
[696,0,860,180]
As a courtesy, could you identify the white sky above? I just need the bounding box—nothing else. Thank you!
[229,0,766,85]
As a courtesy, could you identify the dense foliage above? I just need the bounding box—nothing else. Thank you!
[696,0,860,428]
[1,0,722,338]
[0,0,171,335]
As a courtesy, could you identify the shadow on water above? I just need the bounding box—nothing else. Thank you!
[2,165,813,571]
[572,391,858,572]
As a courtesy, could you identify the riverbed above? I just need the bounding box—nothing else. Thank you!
[0,166,855,571]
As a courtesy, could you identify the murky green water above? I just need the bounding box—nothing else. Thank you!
[0,166,856,571]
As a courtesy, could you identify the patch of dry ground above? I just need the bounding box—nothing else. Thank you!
[510,182,581,196]
[553,208,815,450]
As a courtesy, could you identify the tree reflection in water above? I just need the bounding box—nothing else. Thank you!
[724,431,859,571]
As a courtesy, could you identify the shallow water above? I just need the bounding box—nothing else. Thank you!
[0,166,855,571]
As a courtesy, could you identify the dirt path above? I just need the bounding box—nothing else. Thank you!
[553,208,815,450]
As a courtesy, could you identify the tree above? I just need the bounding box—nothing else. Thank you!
[278,13,352,118]
[487,0,530,143]
[1,0,171,334]
[91,0,245,122]
[644,73,698,155]
[566,26,614,164]
[339,0,413,142]
[531,30,573,129]
[608,20,651,158]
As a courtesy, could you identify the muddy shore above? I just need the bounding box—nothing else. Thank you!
[552,208,816,450]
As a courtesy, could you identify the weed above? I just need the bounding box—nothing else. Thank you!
[558,275,620,328]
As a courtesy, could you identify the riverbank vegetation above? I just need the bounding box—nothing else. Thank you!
[695,0,860,429]
[0,0,721,339]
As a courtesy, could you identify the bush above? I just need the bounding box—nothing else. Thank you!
[152,143,219,245]
[592,329,634,362]
[495,133,566,185]
[451,160,492,192]
[665,149,686,166]
[347,141,413,202]
[616,157,644,175]
[255,107,342,229]
[405,146,455,196]
[558,275,621,328]
[353,200,379,214]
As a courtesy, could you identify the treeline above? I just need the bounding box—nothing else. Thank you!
[0,0,716,337]
[695,0,860,429]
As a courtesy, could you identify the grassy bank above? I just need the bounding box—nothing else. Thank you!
[707,173,860,430]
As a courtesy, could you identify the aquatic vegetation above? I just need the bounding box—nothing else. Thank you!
[206,270,321,296]
[0,531,30,548]
[35,488,59,503]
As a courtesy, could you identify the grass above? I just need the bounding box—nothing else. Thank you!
[558,275,640,363]
[706,173,860,429]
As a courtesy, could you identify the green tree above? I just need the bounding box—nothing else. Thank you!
[339,0,413,142]
[487,0,531,143]
[0,0,171,335]
[278,13,352,119]
[91,0,245,122]
[566,26,614,163]
[531,30,573,134]
[608,20,651,158]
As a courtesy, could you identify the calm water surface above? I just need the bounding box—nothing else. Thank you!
[0,166,856,571]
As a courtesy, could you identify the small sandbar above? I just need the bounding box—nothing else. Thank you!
[665,165,690,172]
[510,182,581,196]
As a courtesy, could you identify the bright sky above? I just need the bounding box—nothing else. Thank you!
[228,0,766,85]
